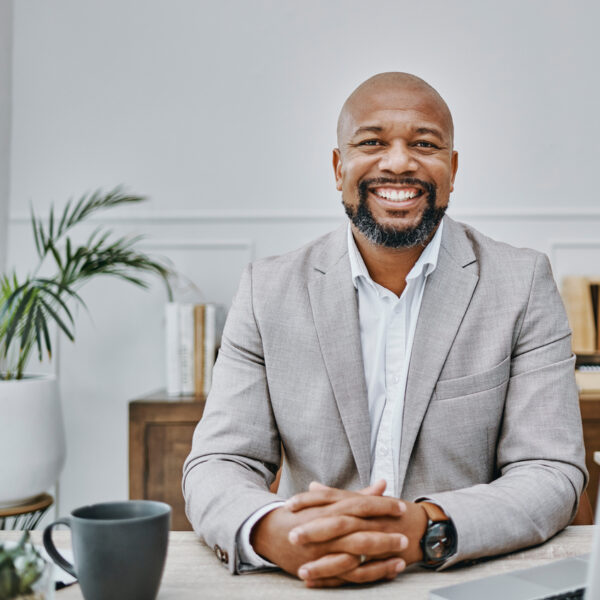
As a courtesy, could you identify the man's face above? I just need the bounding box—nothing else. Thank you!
[333,85,458,248]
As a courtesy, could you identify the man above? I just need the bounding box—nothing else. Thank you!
[183,72,587,588]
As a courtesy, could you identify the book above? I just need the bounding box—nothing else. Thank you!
[165,303,181,397]
[165,302,221,398]
[562,276,596,354]
[593,281,600,352]
[203,304,216,396]
[193,305,206,397]
[576,367,600,394]
[179,304,195,396]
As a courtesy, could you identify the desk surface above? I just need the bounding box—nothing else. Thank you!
[1,527,593,599]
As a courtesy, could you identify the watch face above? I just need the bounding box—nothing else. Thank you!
[422,520,457,566]
[425,522,451,559]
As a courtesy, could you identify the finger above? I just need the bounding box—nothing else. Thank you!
[328,495,406,518]
[308,479,386,495]
[308,481,330,491]
[325,531,409,556]
[287,490,405,516]
[338,557,406,584]
[290,514,406,544]
[303,557,406,587]
[297,553,357,580]
[357,479,387,496]
[285,487,348,511]
[289,515,369,544]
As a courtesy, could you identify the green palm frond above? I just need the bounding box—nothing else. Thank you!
[1,188,173,379]
[1,275,79,378]
[31,187,144,261]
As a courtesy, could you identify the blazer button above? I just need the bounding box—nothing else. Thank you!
[214,544,223,561]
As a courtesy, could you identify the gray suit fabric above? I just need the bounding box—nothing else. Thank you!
[183,216,587,573]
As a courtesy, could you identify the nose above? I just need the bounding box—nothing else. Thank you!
[378,141,418,174]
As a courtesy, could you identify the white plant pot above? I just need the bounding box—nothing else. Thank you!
[0,375,66,507]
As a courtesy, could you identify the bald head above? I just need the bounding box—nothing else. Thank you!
[337,72,454,147]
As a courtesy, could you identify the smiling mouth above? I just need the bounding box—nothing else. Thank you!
[370,186,424,203]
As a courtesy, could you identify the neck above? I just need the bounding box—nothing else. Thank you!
[351,224,437,296]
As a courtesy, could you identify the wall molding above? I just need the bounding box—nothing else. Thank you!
[10,207,600,224]
[9,209,344,224]
[138,238,256,261]
[549,239,600,268]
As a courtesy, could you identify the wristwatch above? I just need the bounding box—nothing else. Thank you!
[419,502,457,568]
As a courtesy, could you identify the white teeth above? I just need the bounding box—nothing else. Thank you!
[375,188,418,201]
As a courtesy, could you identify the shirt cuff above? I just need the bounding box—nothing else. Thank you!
[236,501,285,572]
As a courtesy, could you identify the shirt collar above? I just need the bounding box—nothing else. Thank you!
[347,219,444,290]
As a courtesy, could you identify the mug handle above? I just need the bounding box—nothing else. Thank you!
[43,517,77,578]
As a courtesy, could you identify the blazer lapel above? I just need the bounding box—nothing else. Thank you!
[307,228,371,487]
[397,217,479,492]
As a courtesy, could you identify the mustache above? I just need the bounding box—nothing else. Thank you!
[358,177,436,197]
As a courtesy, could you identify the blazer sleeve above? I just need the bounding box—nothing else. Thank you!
[421,253,588,568]
[182,264,282,573]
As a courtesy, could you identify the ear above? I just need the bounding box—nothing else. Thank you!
[332,148,343,191]
[449,151,459,192]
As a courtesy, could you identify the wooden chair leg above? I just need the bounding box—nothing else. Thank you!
[269,444,284,493]
[572,490,594,525]
[270,467,282,493]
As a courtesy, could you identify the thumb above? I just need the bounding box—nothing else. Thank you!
[358,479,387,496]
[308,481,331,491]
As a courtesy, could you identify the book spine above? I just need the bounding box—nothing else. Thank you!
[562,276,596,354]
[203,304,216,396]
[165,303,181,397]
[194,304,206,397]
[179,303,195,396]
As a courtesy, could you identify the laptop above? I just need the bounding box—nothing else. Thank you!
[429,493,600,600]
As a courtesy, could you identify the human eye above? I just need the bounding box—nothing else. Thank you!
[356,139,383,147]
[414,140,439,149]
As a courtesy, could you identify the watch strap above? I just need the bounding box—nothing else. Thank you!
[419,501,449,523]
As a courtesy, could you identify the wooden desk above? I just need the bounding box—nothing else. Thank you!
[2,527,592,600]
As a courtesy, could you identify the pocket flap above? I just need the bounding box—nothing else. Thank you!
[434,355,510,401]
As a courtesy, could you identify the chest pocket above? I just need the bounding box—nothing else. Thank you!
[433,355,511,401]
[415,356,511,485]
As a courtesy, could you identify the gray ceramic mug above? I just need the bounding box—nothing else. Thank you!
[43,500,171,600]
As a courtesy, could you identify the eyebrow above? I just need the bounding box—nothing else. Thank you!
[415,127,444,140]
[352,126,384,137]
[351,125,445,140]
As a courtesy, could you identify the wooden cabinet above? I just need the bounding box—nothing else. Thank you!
[580,393,600,511]
[129,391,205,530]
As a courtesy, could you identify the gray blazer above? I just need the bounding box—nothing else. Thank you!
[183,216,587,573]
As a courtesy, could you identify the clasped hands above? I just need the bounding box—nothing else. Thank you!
[250,479,428,588]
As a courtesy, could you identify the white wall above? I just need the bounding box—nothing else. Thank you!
[0,0,12,273]
[7,0,600,517]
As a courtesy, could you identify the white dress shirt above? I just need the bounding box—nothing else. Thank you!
[236,221,444,570]
[349,221,443,494]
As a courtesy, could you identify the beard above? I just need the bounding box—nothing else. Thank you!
[343,177,447,248]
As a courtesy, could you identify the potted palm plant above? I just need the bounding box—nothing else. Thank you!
[0,188,171,507]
